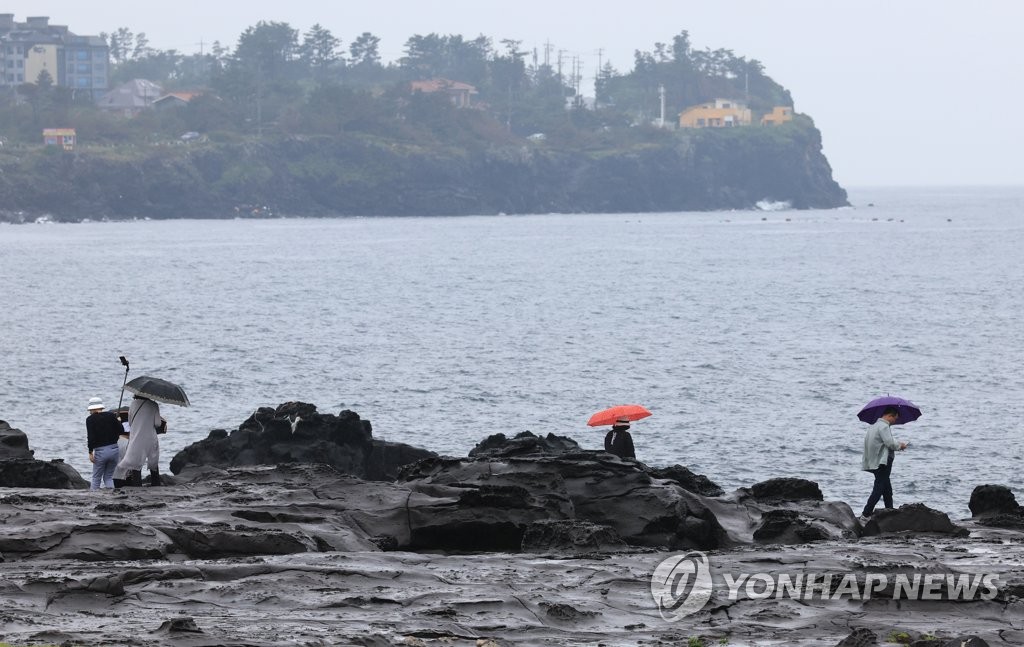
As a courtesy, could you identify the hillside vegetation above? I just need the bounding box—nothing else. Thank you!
[0,25,847,220]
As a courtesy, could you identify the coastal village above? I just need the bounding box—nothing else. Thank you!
[3,12,794,153]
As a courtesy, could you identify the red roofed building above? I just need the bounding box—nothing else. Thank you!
[152,91,202,110]
[409,78,478,108]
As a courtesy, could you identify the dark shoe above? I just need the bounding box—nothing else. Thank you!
[149,469,163,486]
[861,510,873,518]
[125,470,143,487]
[112,478,126,489]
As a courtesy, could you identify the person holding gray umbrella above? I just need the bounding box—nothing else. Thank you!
[115,375,189,487]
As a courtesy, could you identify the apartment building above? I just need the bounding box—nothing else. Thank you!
[0,14,109,97]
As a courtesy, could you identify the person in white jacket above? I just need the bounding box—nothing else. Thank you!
[116,395,165,486]
[861,406,907,517]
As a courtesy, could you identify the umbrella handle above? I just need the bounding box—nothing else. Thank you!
[116,362,130,412]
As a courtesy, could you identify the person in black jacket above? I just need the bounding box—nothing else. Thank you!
[86,397,123,489]
[604,418,636,459]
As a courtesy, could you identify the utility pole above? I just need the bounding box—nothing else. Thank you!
[595,47,603,109]
[543,40,552,67]
[658,84,666,128]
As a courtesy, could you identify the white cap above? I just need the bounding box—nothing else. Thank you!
[87,397,105,411]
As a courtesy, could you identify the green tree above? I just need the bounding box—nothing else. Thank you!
[234,21,300,81]
[349,32,381,67]
[300,24,342,78]
[100,27,134,64]
[35,69,54,89]
[132,32,152,59]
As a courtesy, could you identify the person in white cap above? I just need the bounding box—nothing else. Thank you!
[604,417,636,459]
[85,397,122,489]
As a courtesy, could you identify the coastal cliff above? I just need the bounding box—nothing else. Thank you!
[0,118,846,221]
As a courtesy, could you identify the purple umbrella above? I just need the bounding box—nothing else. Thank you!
[857,396,922,425]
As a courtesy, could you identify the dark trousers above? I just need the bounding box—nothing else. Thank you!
[863,461,894,516]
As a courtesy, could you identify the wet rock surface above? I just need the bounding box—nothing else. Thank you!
[2,407,1023,645]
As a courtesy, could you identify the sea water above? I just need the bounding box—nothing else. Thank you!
[1,186,1021,516]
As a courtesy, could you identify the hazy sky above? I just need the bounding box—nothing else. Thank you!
[8,1,1023,187]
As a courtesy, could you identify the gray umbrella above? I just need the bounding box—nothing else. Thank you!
[124,375,190,407]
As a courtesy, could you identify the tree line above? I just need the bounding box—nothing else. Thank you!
[0,22,794,149]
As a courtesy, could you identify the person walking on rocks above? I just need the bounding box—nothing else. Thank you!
[85,397,122,490]
[115,394,165,486]
[604,418,636,459]
[861,406,907,517]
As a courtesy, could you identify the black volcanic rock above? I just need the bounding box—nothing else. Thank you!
[169,402,435,481]
[521,520,627,553]
[750,477,824,502]
[645,464,724,497]
[835,628,878,647]
[861,503,968,537]
[969,484,1021,517]
[0,420,87,489]
[0,420,33,459]
[469,431,581,458]
[753,509,831,544]
[399,452,730,551]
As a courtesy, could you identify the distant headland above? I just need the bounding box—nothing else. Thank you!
[0,18,848,221]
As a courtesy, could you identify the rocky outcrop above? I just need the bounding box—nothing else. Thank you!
[861,503,968,537]
[749,477,824,502]
[168,402,435,481]
[969,484,1021,517]
[968,485,1024,531]
[0,420,33,458]
[2,409,1024,646]
[399,452,730,551]
[468,431,581,458]
[0,420,88,489]
[645,464,724,497]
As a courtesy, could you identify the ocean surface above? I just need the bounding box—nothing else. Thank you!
[2,186,1022,516]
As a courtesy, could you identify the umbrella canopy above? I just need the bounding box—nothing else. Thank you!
[857,395,920,426]
[124,375,190,407]
[587,404,652,427]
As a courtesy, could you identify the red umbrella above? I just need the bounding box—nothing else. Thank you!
[587,404,652,427]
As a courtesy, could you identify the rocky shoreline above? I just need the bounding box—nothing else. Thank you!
[1,404,1021,646]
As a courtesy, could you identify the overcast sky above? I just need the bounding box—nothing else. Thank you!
[9,1,1023,187]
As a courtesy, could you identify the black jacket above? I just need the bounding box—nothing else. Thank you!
[604,428,636,459]
[87,411,122,450]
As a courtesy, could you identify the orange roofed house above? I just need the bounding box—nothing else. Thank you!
[409,78,478,108]
[678,98,752,128]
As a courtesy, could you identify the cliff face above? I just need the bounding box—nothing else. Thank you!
[0,120,846,221]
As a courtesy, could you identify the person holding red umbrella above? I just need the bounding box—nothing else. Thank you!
[588,405,649,460]
[604,417,636,459]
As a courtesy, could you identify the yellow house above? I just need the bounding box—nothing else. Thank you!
[24,43,59,85]
[678,98,752,128]
[761,106,794,126]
